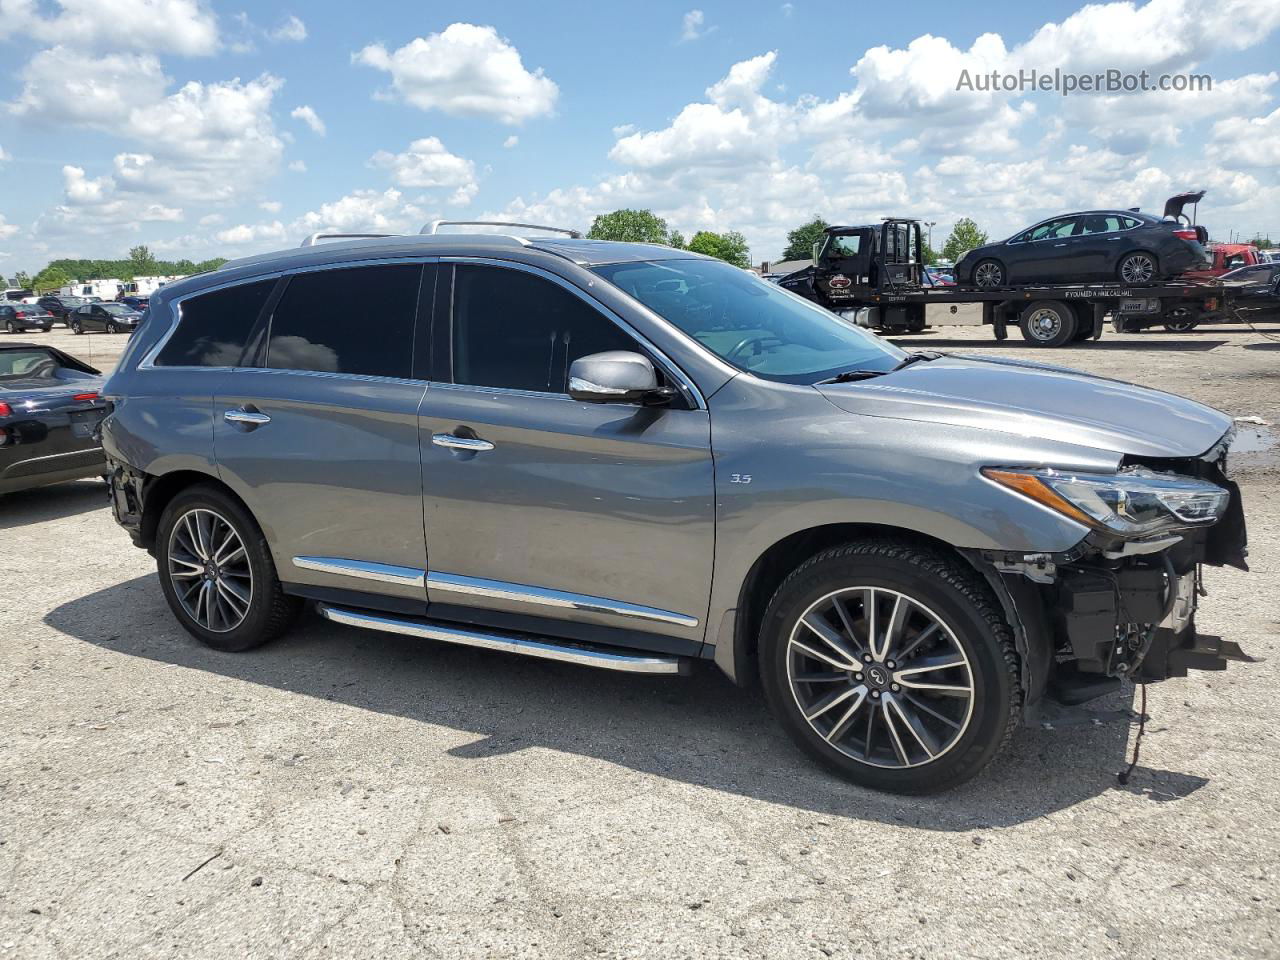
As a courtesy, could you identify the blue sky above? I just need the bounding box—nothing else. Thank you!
[1,0,1278,273]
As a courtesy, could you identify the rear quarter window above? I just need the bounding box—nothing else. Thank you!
[155,280,276,367]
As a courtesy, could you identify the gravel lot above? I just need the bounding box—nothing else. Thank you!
[2,322,1278,959]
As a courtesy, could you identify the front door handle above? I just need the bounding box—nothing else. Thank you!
[432,432,494,453]
[224,406,271,428]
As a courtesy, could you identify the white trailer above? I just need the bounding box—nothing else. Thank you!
[59,279,124,300]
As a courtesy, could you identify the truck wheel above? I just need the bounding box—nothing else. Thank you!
[1163,306,1198,332]
[972,260,1004,288]
[759,540,1023,794]
[1118,252,1158,284]
[1018,300,1077,346]
[156,484,301,652]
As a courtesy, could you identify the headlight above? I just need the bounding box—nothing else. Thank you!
[982,466,1229,537]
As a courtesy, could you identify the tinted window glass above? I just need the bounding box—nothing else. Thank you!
[1080,214,1125,234]
[156,279,274,367]
[265,265,421,378]
[452,265,637,393]
[1028,218,1078,241]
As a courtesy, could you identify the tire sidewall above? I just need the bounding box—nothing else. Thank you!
[760,550,1016,794]
[156,485,279,652]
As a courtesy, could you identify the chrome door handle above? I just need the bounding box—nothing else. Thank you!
[224,407,271,427]
[432,433,494,452]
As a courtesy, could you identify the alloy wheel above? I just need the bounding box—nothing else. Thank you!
[1120,254,1155,283]
[1025,307,1062,341]
[167,507,254,633]
[786,587,975,769]
[973,262,1003,288]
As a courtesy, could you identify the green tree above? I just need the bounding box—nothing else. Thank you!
[781,216,830,262]
[941,218,989,262]
[687,230,751,269]
[1246,233,1273,248]
[667,230,686,250]
[128,244,158,276]
[587,209,676,245]
[921,241,939,265]
[32,265,71,292]
[193,257,229,273]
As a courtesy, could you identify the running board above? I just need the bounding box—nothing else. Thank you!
[316,604,689,676]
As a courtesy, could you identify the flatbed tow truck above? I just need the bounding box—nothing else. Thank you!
[778,218,1221,346]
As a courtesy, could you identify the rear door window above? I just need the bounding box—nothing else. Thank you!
[156,279,276,367]
[264,264,422,379]
[1079,215,1125,235]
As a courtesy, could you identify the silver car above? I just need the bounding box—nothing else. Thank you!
[100,225,1251,793]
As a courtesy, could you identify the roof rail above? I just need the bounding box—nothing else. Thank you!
[300,232,396,248]
[423,220,582,239]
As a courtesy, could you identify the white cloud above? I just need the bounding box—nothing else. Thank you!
[781,2,793,14]
[370,137,478,205]
[215,221,287,245]
[259,200,283,213]
[354,23,558,124]
[269,14,306,43]
[114,74,286,202]
[680,10,709,42]
[288,159,307,173]
[503,135,519,148]
[0,0,219,55]
[6,47,168,127]
[198,213,224,226]
[0,215,19,240]
[290,104,325,136]
[1210,106,1280,168]
[0,144,8,163]
[295,187,426,235]
[44,164,182,235]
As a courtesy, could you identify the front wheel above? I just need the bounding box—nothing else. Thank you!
[156,485,301,652]
[106,320,120,334]
[1118,252,1158,284]
[971,260,1004,288]
[70,319,83,335]
[760,541,1023,794]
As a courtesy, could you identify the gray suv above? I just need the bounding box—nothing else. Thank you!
[101,223,1252,793]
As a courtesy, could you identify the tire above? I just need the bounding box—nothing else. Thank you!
[106,320,120,334]
[1162,306,1198,333]
[4,320,16,334]
[1117,251,1158,284]
[971,259,1004,289]
[1018,299,1077,346]
[70,319,83,335]
[155,484,301,652]
[760,541,1023,794]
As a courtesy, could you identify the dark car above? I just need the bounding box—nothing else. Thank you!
[956,207,1209,288]
[1218,262,1280,325]
[0,342,108,494]
[1,303,55,334]
[69,301,144,335]
[37,294,88,324]
[117,296,150,311]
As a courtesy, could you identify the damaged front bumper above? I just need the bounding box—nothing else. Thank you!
[971,440,1256,709]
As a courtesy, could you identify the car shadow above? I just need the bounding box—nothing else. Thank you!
[0,478,110,528]
[44,575,1208,830]
[892,337,1230,352]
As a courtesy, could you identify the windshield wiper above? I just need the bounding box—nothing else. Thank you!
[819,369,889,384]
[891,351,943,371]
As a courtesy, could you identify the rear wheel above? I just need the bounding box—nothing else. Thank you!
[972,260,1005,289]
[156,485,301,652]
[759,541,1022,794]
[1018,299,1077,346]
[1163,306,1198,332]
[1118,251,1158,284]
[4,319,16,334]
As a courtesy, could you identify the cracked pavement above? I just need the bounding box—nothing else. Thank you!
[2,324,1278,958]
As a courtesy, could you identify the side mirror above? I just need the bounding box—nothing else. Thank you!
[568,351,675,405]
[811,240,823,263]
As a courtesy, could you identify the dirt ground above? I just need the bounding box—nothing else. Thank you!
[2,321,1278,959]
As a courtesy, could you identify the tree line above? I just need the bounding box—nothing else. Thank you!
[14,246,229,293]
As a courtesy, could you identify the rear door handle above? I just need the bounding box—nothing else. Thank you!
[432,433,494,452]
[224,406,271,428]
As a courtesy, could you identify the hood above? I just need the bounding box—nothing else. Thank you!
[1164,190,1205,221]
[816,355,1231,459]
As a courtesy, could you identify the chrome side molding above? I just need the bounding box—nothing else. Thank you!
[293,556,426,588]
[426,572,699,628]
[317,604,687,675]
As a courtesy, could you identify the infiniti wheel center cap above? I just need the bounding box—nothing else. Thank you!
[865,664,890,689]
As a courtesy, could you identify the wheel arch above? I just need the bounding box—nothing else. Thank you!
[140,468,247,550]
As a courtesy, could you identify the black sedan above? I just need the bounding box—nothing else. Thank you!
[37,294,89,324]
[1220,262,1280,325]
[1,303,55,334]
[0,343,108,495]
[117,296,150,311]
[68,301,144,335]
[955,208,1209,288]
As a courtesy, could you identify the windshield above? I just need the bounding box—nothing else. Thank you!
[594,259,904,384]
[101,303,135,315]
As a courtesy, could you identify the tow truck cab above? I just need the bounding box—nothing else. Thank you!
[779,219,930,332]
